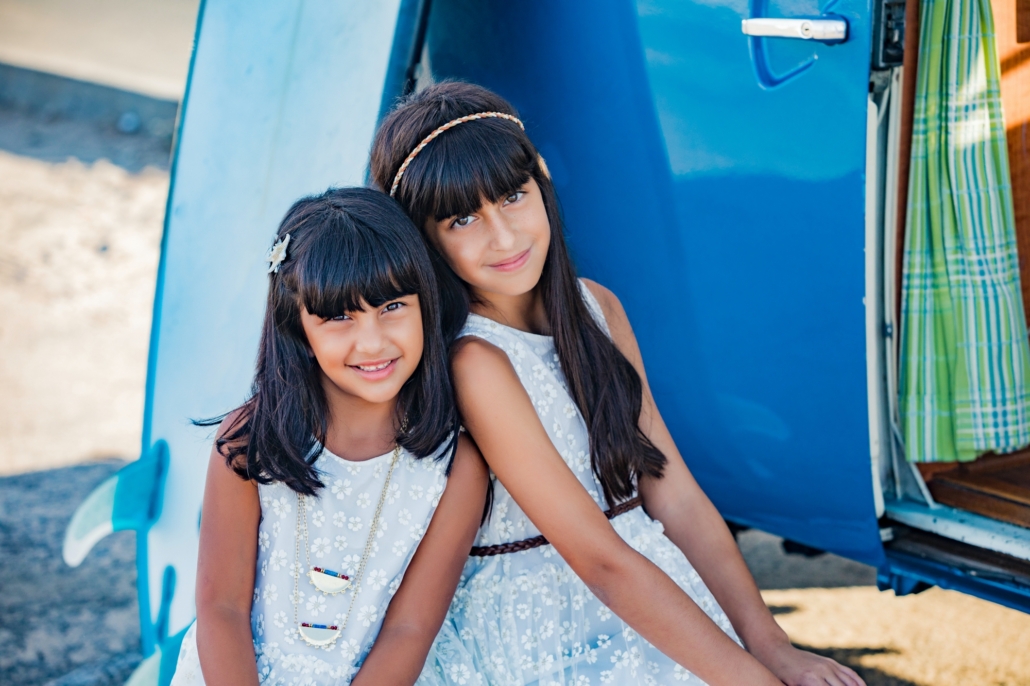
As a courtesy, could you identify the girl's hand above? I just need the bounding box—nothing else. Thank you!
[751,638,866,686]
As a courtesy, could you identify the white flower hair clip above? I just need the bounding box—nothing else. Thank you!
[267,233,291,273]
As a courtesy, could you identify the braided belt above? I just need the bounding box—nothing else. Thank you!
[469,496,643,557]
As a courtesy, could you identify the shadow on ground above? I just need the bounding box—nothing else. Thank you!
[0,64,175,172]
[0,106,171,172]
[737,528,878,590]
[0,461,141,685]
[797,645,921,686]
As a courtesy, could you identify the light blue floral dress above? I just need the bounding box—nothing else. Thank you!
[417,283,741,686]
[171,441,451,685]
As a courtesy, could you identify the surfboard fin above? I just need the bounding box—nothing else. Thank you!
[63,441,169,567]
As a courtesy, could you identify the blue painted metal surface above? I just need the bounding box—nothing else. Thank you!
[424,0,884,565]
[881,549,1030,614]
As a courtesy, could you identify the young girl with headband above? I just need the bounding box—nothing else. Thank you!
[169,187,487,685]
[371,83,865,686]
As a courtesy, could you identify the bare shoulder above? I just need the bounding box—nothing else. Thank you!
[451,335,517,381]
[581,277,616,308]
[581,278,635,342]
[449,432,488,484]
[208,405,254,482]
[449,335,541,443]
[217,405,251,440]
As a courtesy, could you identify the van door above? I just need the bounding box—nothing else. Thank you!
[424,0,884,563]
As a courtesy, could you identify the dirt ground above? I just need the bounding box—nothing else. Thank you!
[763,584,1030,686]
[2,109,1030,686]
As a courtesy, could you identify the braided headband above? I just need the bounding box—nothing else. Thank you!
[389,111,525,197]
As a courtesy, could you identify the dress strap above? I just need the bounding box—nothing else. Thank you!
[578,279,611,336]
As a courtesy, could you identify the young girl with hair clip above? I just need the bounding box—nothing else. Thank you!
[169,187,488,685]
[371,84,865,686]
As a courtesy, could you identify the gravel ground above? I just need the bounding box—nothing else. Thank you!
[0,461,140,686]
[2,109,1030,686]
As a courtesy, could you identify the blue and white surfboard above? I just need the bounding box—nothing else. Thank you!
[63,0,429,682]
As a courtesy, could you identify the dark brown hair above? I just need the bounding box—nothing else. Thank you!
[202,187,456,495]
[370,82,665,505]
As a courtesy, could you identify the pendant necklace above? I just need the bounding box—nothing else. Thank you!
[292,442,401,648]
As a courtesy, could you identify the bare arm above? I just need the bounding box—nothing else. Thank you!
[452,338,780,686]
[585,279,864,686]
[352,434,488,686]
[195,413,261,686]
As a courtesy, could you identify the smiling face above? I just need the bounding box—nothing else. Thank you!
[426,178,551,303]
[299,294,424,408]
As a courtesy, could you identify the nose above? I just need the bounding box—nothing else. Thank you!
[353,316,387,355]
[483,205,517,251]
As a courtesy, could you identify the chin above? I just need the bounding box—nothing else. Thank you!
[359,386,406,405]
[334,379,405,406]
[486,271,546,297]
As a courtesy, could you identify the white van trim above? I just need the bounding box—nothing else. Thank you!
[886,499,1030,563]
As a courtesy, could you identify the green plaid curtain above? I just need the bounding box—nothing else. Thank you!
[899,0,1030,462]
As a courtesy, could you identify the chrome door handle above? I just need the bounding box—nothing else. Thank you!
[741,18,848,42]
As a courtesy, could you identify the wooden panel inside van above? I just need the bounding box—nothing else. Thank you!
[996,0,1030,321]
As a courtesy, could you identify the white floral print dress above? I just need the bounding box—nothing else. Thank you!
[416,283,741,686]
[171,440,451,685]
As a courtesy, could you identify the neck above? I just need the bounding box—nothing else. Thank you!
[471,286,549,335]
[321,376,398,461]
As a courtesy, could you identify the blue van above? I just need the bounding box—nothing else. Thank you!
[62,0,1030,680]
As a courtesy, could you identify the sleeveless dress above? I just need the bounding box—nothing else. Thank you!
[417,283,741,686]
[171,440,451,685]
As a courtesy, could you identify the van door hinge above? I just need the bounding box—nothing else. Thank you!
[872,0,906,68]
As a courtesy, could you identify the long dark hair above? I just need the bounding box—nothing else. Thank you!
[370,82,665,505]
[207,187,456,495]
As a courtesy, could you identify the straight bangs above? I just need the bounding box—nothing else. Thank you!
[295,212,422,320]
[397,119,536,229]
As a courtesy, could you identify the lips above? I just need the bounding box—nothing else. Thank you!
[349,358,398,380]
[354,361,392,372]
[489,248,531,272]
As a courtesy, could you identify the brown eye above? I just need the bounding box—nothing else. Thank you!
[451,215,474,228]
[504,191,524,205]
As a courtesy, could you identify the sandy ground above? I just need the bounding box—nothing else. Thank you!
[0,143,165,475]
[0,0,198,100]
[763,585,1030,686]
[735,531,1030,685]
